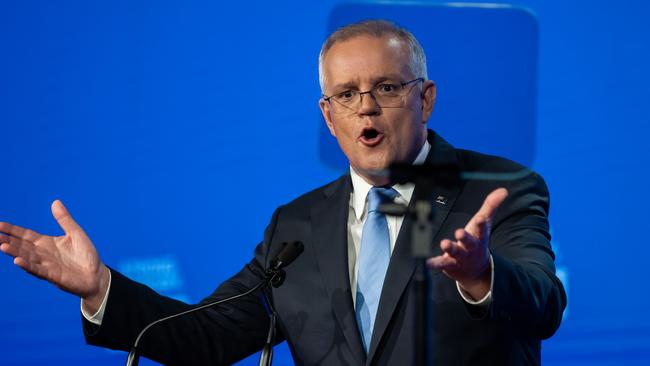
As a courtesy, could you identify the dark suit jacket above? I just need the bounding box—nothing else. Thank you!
[83,131,566,365]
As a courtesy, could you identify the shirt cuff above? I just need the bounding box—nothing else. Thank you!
[80,269,112,326]
[456,254,494,306]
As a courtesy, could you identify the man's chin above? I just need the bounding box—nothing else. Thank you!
[351,164,392,185]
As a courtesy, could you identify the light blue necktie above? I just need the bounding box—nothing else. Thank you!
[356,186,397,352]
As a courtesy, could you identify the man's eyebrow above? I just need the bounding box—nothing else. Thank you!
[330,81,358,92]
[330,75,404,92]
[373,75,403,83]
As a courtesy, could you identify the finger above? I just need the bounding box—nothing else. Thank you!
[14,256,30,270]
[476,188,508,223]
[440,238,466,258]
[0,241,18,257]
[466,188,508,232]
[13,257,48,281]
[0,235,46,267]
[427,253,458,270]
[0,221,40,241]
[0,234,32,259]
[51,200,81,235]
[0,234,23,253]
[455,228,480,251]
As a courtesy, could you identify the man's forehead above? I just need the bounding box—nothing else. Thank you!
[322,35,412,88]
[325,34,407,62]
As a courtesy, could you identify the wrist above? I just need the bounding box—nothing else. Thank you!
[459,259,491,301]
[82,264,109,314]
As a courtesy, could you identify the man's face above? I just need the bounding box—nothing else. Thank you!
[319,35,436,185]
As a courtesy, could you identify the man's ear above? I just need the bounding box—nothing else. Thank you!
[420,80,437,123]
[319,98,337,137]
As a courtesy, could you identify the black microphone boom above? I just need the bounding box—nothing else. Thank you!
[125,241,304,366]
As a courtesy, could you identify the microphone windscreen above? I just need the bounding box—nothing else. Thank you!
[276,241,304,267]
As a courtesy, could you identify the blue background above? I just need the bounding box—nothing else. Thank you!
[1,1,649,365]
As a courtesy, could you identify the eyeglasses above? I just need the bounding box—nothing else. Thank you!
[322,78,424,114]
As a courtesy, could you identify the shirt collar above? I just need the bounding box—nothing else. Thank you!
[349,140,431,220]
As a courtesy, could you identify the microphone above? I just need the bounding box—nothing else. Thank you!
[272,241,304,269]
[266,240,304,288]
[125,241,304,366]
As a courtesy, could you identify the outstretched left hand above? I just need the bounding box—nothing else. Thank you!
[426,188,508,300]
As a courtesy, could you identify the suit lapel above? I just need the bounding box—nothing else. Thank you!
[366,131,463,363]
[311,176,366,365]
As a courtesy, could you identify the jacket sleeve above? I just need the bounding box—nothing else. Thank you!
[82,206,285,366]
[485,171,567,339]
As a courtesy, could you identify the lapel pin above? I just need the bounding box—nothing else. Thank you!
[435,195,448,205]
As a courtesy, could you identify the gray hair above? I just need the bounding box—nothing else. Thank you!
[318,19,428,94]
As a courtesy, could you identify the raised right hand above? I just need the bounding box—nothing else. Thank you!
[0,200,109,312]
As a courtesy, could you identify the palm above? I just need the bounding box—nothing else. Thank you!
[427,188,509,297]
[0,200,103,298]
[45,231,101,296]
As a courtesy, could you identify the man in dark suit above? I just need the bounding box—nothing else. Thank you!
[0,20,565,365]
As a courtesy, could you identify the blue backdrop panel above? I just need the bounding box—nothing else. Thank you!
[1,1,650,365]
[320,3,538,169]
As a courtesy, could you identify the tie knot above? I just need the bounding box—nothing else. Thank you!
[367,187,398,213]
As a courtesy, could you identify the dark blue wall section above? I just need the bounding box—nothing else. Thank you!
[1,1,649,365]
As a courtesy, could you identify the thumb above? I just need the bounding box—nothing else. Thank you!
[51,200,81,235]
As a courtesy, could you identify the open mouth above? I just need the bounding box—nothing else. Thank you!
[359,127,385,147]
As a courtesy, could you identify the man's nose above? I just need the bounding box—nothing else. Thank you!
[357,91,381,115]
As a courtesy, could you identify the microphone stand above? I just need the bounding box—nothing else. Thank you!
[258,289,278,366]
[380,180,434,366]
[125,241,303,366]
[410,182,434,366]
[379,163,460,366]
